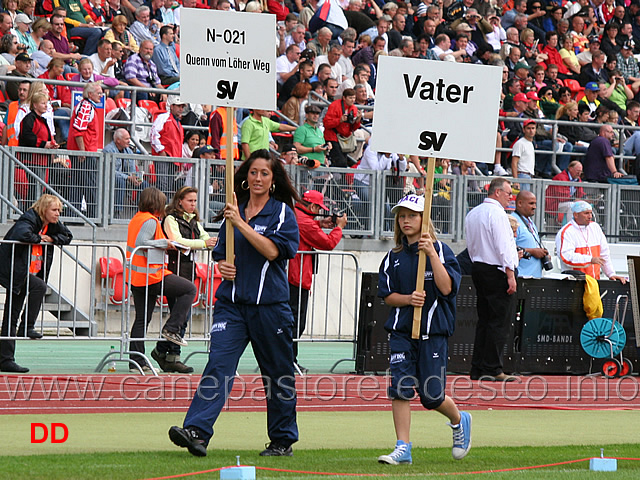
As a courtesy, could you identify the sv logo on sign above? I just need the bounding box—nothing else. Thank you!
[418,131,448,152]
[216,80,239,100]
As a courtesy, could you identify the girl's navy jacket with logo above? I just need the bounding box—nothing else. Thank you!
[378,238,461,337]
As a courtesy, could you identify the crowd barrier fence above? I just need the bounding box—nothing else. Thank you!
[288,250,361,372]
[4,146,640,242]
[0,238,361,375]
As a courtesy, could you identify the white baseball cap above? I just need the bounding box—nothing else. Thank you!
[391,194,425,214]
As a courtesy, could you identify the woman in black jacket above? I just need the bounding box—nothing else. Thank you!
[0,194,72,373]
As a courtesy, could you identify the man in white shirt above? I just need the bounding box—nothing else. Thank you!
[285,23,306,51]
[276,44,301,85]
[336,63,374,99]
[337,38,355,82]
[465,177,519,382]
[353,144,406,229]
[430,33,465,61]
[89,38,116,78]
[511,119,536,190]
[556,201,627,282]
[30,40,54,77]
[314,45,344,81]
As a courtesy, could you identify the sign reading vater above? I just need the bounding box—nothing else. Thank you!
[370,56,502,163]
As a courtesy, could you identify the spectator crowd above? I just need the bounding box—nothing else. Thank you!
[3,0,640,223]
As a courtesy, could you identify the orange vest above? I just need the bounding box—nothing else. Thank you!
[208,107,239,160]
[29,224,48,274]
[126,212,171,287]
[6,101,21,147]
[574,245,602,279]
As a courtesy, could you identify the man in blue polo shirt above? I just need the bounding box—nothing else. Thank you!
[511,191,548,278]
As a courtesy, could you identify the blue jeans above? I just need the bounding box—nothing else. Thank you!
[535,140,572,175]
[68,26,103,55]
[53,107,70,141]
[516,172,532,191]
[624,131,640,156]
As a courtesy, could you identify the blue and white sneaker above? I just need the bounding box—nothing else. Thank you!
[377,440,412,465]
[449,411,472,460]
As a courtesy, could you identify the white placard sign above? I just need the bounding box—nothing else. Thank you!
[179,9,276,110]
[370,56,502,163]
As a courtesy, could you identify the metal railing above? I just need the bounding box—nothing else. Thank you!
[4,145,640,242]
[498,115,640,175]
[0,239,362,375]
[289,250,361,372]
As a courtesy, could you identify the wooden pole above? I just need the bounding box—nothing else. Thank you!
[411,157,436,339]
[225,106,235,264]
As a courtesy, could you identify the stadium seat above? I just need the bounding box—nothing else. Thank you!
[105,97,117,115]
[147,161,157,184]
[64,72,75,82]
[116,97,131,110]
[99,257,128,305]
[195,262,222,307]
[564,79,584,98]
[138,99,160,118]
[14,167,27,202]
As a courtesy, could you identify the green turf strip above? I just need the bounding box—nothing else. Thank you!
[3,410,639,456]
[0,445,638,480]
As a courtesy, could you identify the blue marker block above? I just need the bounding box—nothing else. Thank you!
[589,458,617,472]
[220,466,256,480]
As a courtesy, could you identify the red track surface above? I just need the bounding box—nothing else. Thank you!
[0,374,638,415]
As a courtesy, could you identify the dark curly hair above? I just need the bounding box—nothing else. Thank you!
[214,149,299,220]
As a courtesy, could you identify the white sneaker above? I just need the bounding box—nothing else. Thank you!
[493,164,508,176]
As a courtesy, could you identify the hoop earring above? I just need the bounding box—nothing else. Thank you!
[241,180,249,190]
[270,183,276,193]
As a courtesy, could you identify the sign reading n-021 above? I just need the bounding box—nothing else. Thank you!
[179,9,276,110]
[370,56,502,163]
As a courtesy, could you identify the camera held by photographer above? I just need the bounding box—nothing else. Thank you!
[512,191,552,278]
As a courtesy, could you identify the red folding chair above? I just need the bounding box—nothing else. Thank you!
[195,262,222,307]
[99,257,128,305]
[564,79,584,99]
[138,99,160,118]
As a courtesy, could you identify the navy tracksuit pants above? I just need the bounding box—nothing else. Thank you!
[184,300,298,446]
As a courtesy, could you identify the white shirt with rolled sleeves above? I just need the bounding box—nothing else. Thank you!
[314,55,343,81]
[465,198,519,273]
[354,149,407,185]
[276,55,298,85]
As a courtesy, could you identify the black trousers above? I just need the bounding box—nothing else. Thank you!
[0,275,47,365]
[470,262,517,377]
[288,283,309,363]
[129,274,196,367]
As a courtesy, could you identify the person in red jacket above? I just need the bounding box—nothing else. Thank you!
[68,81,102,217]
[544,160,585,225]
[287,190,347,373]
[323,88,362,167]
[38,58,72,142]
[151,94,186,198]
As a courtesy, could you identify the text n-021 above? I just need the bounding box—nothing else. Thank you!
[206,28,246,45]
